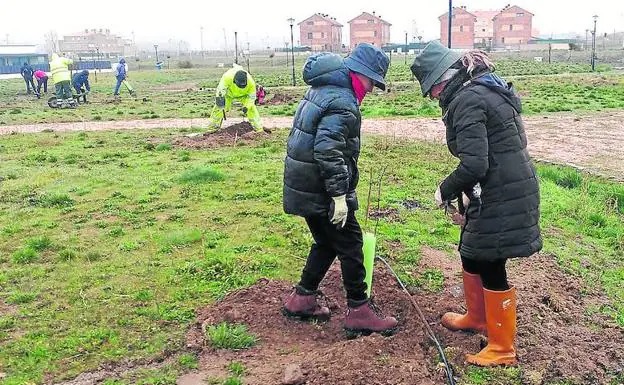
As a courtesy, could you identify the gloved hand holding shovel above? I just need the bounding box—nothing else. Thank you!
[215,96,226,109]
[435,184,471,227]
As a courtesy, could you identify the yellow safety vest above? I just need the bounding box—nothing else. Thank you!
[50,56,73,83]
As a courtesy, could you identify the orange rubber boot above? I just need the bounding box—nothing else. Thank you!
[441,271,486,334]
[466,287,517,366]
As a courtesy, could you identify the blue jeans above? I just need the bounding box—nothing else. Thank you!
[114,77,122,95]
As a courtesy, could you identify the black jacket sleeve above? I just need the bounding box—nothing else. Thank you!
[440,90,489,200]
[313,106,358,198]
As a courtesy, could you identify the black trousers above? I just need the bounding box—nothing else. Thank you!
[299,212,367,301]
[37,77,48,94]
[461,257,509,291]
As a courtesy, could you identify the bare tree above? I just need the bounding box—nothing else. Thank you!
[44,30,60,55]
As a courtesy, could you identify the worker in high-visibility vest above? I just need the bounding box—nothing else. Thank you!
[49,53,74,107]
[208,64,262,132]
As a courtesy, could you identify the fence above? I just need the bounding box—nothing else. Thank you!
[74,60,112,71]
[0,64,49,75]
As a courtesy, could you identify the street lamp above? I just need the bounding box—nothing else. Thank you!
[591,15,598,71]
[91,50,97,83]
[287,17,296,86]
[154,44,159,64]
[585,29,589,51]
[234,31,239,64]
[200,26,204,59]
[448,0,453,48]
[405,31,408,64]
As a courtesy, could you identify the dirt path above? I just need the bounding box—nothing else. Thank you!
[2,110,623,180]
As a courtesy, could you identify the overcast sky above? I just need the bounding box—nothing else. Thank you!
[1,0,623,50]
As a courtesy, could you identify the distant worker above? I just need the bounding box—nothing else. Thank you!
[49,53,74,107]
[208,64,262,132]
[20,62,36,95]
[72,69,91,104]
[34,69,49,97]
[114,58,135,97]
[255,84,266,105]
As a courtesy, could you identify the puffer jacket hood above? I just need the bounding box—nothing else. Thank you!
[303,53,351,90]
[283,53,361,217]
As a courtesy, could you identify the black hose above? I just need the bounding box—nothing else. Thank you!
[376,255,456,385]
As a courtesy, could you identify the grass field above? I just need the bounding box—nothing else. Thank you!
[1,60,623,126]
[0,128,622,384]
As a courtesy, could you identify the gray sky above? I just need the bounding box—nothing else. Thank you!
[1,0,623,50]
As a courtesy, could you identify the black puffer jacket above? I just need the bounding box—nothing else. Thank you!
[283,53,361,217]
[440,72,542,261]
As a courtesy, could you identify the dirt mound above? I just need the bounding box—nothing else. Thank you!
[266,93,297,105]
[102,96,122,103]
[173,122,268,149]
[401,199,428,211]
[184,249,623,385]
[367,207,402,223]
[186,265,437,385]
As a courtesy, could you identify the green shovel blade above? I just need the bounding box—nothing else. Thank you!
[363,232,376,298]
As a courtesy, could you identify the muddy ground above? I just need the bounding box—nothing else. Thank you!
[265,93,298,105]
[180,249,623,385]
[171,122,270,149]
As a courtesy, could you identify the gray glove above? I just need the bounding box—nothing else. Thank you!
[216,96,226,109]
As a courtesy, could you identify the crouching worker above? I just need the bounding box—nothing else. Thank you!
[72,70,91,103]
[281,44,398,338]
[208,65,262,132]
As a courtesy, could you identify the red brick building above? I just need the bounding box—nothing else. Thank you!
[299,13,343,52]
[493,5,533,48]
[439,6,477,49]
[348,12,391,49]
[473,11,498,48]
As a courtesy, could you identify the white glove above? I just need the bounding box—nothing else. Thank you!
[330,195,348,229]
[462,192,471,208]
[434,185,444,208]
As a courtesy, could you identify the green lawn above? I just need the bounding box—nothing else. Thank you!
[0,128,622,384]
[1,61,622,126]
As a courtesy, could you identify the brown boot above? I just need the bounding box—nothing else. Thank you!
[282,286,330,321]
[344,298,398,338]
[466,287,517,366]
[441,271,486,334]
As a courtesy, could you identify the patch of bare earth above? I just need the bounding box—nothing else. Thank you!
[416,249,624,385]
[266,93,298,105]
[179,249,622,385]
[172,122,270,149]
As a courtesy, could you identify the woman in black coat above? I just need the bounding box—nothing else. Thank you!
[411,41,542,366]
